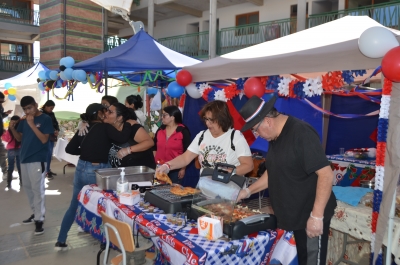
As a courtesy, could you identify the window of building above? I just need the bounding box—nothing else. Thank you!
[290,3,309,18]
[235,12,259,35]
[346,0,391,8]
[1,42,31,61]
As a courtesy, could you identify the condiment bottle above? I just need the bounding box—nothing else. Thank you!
[116,167,129,196]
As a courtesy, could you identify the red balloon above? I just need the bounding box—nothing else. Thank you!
[176,70,192,87]
[3,90,8,95]
[382,46,400,82]
[244,77,265,98]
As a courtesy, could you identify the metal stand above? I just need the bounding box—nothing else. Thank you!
[333,233,367,265]
[96,243,109,265]
[63,163,75,174]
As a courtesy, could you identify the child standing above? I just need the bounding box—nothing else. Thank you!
[9,96,54,235]
[2,115,21,189]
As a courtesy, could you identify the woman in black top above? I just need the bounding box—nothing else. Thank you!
[40,100,60,179]
[105,103,156,169]
[55,103,132,251]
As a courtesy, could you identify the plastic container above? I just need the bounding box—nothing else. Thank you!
[116,167,129,195]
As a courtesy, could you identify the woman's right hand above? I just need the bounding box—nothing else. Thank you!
[78,121,89,136]
[156,164,170,174]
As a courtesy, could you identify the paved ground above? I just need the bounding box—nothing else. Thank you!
[0,159,117,265]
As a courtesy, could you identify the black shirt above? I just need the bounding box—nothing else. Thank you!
[109,124,156,169]
[66,122,131,164]
[265,116,337,231]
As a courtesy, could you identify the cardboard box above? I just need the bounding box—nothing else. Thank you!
[119,190,140,206]
[198,216,223,240]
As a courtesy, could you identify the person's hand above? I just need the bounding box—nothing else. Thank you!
[156,164,170,174]
[116,147,131,159]
[78,121,89,136]
[306,213,324,238]
[9,120,16,129]
[26,115,35,127]
[236,189,249,203]
[5,110,12,115]
[178,168,185,179]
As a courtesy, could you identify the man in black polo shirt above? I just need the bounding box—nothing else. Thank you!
[237,96,337,265]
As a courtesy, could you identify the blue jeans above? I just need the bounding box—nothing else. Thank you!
[57,159,109,243]
[45,141,54,173]
[7,148,21,175]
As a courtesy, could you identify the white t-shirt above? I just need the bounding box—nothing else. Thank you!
[135,110,146,125]
[187,128,252,170]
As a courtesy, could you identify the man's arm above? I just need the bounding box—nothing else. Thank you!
[311,165,334,218]
[26,115,49,144]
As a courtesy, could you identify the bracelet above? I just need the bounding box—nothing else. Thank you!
[164,163,171,170]
[310,212,324,220]
[244,188,251,198]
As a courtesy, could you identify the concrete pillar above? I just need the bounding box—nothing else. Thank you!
[209,0,217,59]
[297,0,307,31]
[338,0,346,10]
[148,0,154,36]
[40,0,103,68]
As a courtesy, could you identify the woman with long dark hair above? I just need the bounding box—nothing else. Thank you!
[40,100,59,179]
[2,115,21,188]
[105,102,156,169]
[55,103,133,251]
[153,106,191,183]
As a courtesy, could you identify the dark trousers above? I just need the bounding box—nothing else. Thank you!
[293,219,331,265]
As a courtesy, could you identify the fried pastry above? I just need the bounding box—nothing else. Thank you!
[155,172,172,185]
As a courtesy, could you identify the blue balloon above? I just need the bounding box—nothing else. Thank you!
[38,71,46,80]
[60,57,67,66]
[72,70,78,80]
[60,71,67,81]
[56,79,63,88]
[64,56,75,68]
[75,70,87,82]
[89,73,95,83]
[8,95,16,101]
[38,82,45,91]
[4,82,12,89]
[63,68,74,80]
[167,81,185,98]
[45,70,51,80]
[147,87,158,95]
[49,71,58,81]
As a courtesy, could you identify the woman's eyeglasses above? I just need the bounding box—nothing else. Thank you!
[162,113,169,118]
[203,117,214,123]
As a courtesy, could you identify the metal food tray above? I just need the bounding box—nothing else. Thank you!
[95,166,155,190]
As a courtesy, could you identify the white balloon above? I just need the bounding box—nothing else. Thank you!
[358,26,399,58]
[185,83,202,99]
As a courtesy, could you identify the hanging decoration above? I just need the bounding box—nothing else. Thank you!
[2,82,17,101]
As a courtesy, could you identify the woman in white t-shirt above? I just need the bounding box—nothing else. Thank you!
[156,100,253,176]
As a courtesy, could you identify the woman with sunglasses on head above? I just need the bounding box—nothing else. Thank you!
[156,100,253,177]
[55,103,132,251]
[153,106,190,183]
[104,103,156,169]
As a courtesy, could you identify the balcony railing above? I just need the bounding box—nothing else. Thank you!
[217,18,297,55]
[308,1,400,29]
[0,55,39,72]
[157,31,209,59]
[104,35,128,51]
[0,5,39,26]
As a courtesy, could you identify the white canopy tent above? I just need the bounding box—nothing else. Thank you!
[185,16,400,82]
[0,62,48,115]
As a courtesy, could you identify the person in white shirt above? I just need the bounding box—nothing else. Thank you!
[125,94,146,126]
[156,100,253,176]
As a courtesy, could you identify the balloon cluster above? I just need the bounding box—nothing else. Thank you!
[59,56,87,83]
[3,82,17,101]
[358,26,400,82]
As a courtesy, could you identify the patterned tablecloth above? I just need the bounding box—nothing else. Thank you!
[326,155,375,187]
[327,201,400,265]
[75,185,298,265]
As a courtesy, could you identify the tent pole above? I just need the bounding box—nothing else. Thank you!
[47,90,49,101]
[321,93,332,152]
[105,70,108,95]
[385,188,397,265]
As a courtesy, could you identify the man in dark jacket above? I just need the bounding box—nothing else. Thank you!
[0,92,12,180]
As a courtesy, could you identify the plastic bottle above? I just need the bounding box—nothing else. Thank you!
[116,167,129,196]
